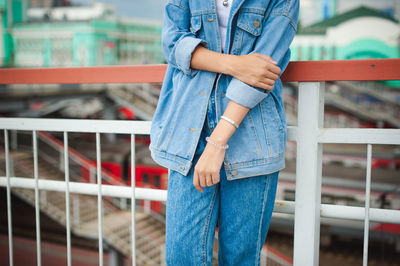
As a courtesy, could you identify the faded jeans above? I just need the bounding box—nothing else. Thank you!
[165,87,279,266]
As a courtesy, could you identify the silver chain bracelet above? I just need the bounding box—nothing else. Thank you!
[205,136,229,149]
[220,115,239,129]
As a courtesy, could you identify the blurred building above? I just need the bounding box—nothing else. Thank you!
[0,0,164,68]
[30,0,71,8]
[301,0,399,26]
[293,6,400,61]
[291,6,400,87]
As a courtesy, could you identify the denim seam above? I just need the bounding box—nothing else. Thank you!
[255,177,270,265]
[149,146,190,164]
[189,76,216,163]
[169,1,188,12]
[238,7,266,15]
[192,9,216,16]
[247,111,263,159]
[226,155,283,169]
[202,186,218,266]
[236,27,244,53]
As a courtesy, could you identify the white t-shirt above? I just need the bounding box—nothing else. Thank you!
[216,0,232,52]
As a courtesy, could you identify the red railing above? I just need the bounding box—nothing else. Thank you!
[0,59,399,84]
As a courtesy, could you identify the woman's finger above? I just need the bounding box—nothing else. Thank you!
[255,81,273,91]
[199,172,207,188]
[206,174,213,187]
[193,170,204,192]
[255,54,277,64]
[269,64,281,75]
[261,76,275,86]
[265,71,279,81]
[212,173,220,185]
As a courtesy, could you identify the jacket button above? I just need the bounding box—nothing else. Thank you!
[231,170,238,176]
[253,19,260,28]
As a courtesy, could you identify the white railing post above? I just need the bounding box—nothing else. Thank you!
[130,133,136,266]
[4,129,14,266]
[293,82,325,266]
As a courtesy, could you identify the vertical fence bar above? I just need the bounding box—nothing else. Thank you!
[33,131,42,266]
[363,144,372,266]
[96,132,103,266]
[64,131,72,266]
[130,134,136,266]
[293,82,325,266]
[4,130,14,266]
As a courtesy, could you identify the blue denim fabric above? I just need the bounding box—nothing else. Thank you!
[149,0,299,180]
[165,87,279,265]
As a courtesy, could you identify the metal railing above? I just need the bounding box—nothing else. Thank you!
[1,58,400,266]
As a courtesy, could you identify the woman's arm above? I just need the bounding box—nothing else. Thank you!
[191,45,281,91]
[193,100,248,192]
[190,37,281,193]
[190,37,282,193]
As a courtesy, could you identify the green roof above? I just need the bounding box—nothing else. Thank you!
[299,6,399,35]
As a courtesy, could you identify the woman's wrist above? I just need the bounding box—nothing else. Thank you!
[209,121,236,146]
[222,54,239,76]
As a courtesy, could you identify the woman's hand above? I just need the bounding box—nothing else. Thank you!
[191,46,280,91]
[193,142,226,192]
[227,53,281,91]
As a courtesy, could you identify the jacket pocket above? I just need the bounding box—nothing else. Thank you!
[233,10,265,54]
[259,95,285,157]
[190,15,205,40]
[237,11,264,36]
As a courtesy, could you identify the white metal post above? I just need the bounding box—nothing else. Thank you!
[293,82,325,266]
[4,130,14,266]
[96,132,103,266]
[131,134,136,266]
[64,132,72,266]
[363,144,372,266]
[33,131,42,266]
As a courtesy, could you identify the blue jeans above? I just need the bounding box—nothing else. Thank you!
[165,87,279,266]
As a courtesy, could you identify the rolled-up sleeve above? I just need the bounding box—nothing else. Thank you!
[162,0,207,76]
[225,0,299,109]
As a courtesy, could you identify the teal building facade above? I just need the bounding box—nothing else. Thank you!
[1,0,164,68]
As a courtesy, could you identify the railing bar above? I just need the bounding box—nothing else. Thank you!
[131,134,136,266]
[33,130,42,266]
[0,118,152,135]
[363,144,372,266]
[64,131,72,266]
[1,176,400,223]
[4,130,14,266]
[318,128,400,145]
[96,132,103,266]
[36,132,124,186]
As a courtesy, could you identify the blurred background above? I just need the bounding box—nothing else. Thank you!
[0,0,399,265]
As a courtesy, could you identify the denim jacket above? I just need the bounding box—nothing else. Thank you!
[149,0,299,180]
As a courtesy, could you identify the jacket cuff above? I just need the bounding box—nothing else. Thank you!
[175,36,207,76]
[225,78,270,109]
